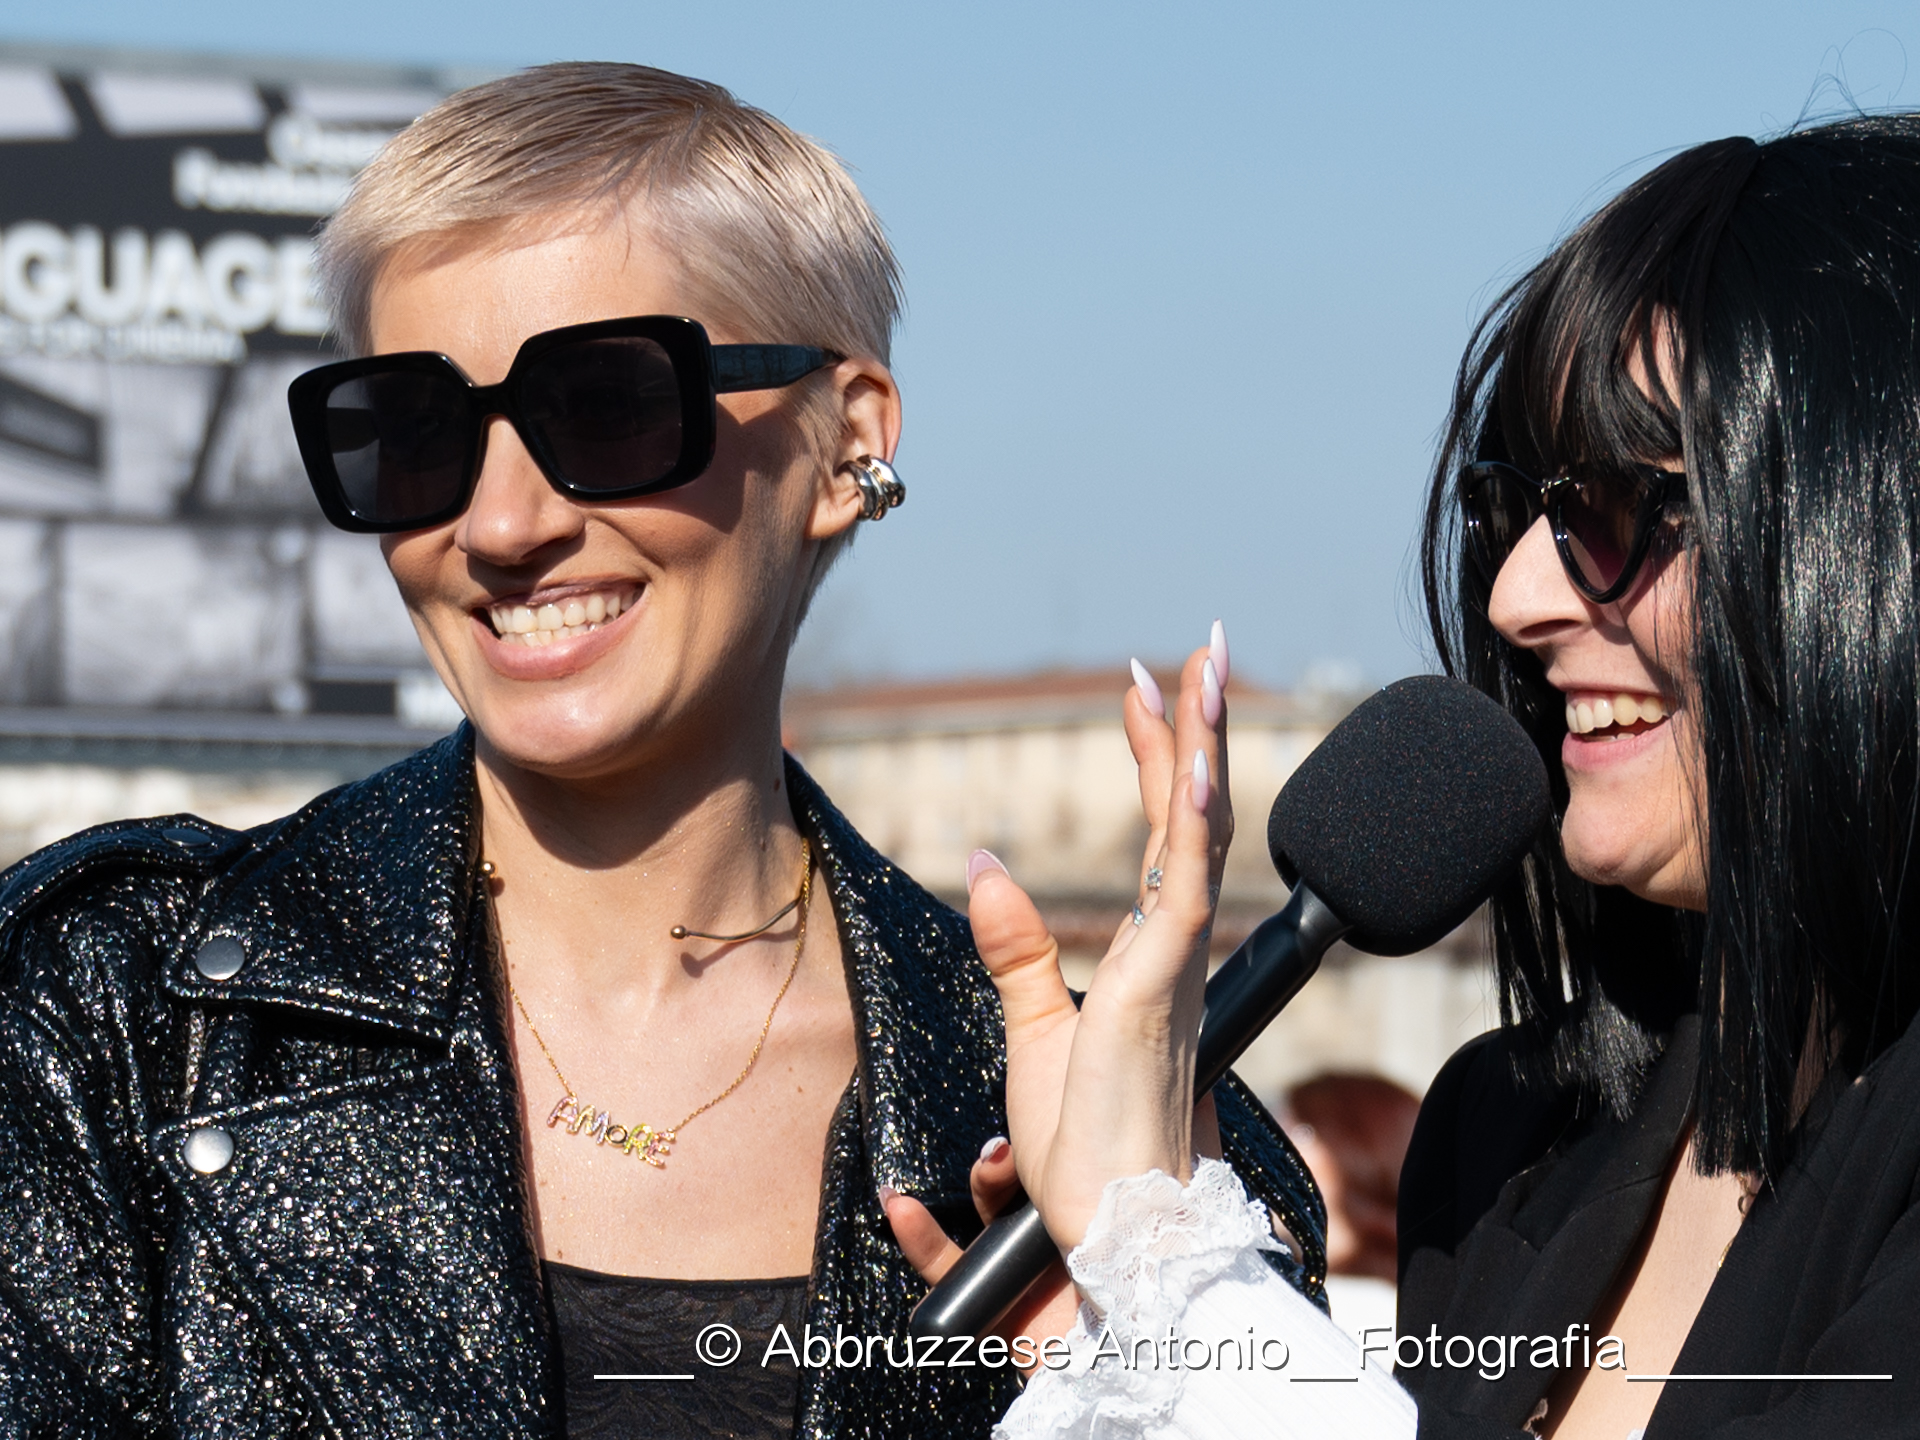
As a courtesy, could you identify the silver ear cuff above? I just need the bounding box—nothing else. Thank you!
[850,455,906,520]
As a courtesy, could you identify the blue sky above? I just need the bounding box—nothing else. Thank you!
[4,2,1916,690]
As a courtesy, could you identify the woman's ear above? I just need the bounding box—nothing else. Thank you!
[808,355,902,541]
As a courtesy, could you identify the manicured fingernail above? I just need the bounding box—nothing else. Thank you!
[877,1183,899,1210]
[1191,750,1211,812]
[980,1136,1010,1162]
[1130,658,1164,719]
[1201,658,1223,726]
[1210,619,1230,686]
[966,848,1007,892]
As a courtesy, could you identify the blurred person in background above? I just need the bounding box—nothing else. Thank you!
[1284,1072,1420,1283]
[0,63,1317,1440]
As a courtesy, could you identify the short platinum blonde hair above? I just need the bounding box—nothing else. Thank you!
[317,61,903,603]
[319,62,902,363]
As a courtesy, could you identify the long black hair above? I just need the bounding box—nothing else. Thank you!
[1422,114,1920,1178]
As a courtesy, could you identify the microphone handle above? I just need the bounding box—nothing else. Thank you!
[1196,884,1348,1092]
[908,884,1350,1342]
[904,1195,1059,1344]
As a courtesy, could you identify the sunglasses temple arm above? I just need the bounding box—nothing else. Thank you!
[710,344,843,393]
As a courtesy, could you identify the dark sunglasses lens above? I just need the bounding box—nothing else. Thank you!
[1462,466,1538,576]
[1556,472,1648,593]
[519,337,685,492]
[323,371,472,526]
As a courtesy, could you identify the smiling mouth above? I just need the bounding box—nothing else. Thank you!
[1565,692,1670,741]
[482,587,638,647]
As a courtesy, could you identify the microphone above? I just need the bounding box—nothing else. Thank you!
[909,675,1550,1341]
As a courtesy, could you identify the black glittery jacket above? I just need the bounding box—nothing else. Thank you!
[0,728,1324,1438]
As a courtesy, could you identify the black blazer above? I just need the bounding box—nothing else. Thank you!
[0,728,1322,1438]
[1397,1013,1920,1437]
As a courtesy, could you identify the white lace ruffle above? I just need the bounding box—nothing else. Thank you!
[1069,1156,1282,1336]
[993,1159,1282,1440]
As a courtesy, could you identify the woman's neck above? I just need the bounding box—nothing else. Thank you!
[474,722,808,1001]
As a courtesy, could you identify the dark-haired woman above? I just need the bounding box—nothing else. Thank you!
[1400,113,1920,1440]
[962,114,1920,1440]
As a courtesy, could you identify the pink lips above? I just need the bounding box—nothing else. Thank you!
[1561,717,1669,772]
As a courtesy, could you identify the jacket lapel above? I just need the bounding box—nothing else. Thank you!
[785,758,1023,1437]
[1430,1018,1699,1427]
[788,757,1008,1213]
[161,730,478,1043]
[149,730,560,1437]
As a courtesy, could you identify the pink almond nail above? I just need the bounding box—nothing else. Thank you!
[1130,658,1165,719]
[1192,750,1211,812]
[966,848,1008,892]
[1201,658,1223,726]
[1210,619,1230,687]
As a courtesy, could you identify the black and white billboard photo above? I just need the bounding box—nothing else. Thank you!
[0,48,472,729]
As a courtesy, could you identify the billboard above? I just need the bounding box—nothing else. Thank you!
[0,49,476,723]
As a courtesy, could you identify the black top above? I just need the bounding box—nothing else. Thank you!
[548,1265,807,1439]
[1396,1013,1920,1438]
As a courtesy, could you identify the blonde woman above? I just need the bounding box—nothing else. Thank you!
[0,65,1317,1439]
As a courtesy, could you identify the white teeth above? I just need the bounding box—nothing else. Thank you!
[486,590,634,645]
[1566,692,1668,734]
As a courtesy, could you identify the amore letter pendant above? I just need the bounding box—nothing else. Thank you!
[547,1094,676,1168]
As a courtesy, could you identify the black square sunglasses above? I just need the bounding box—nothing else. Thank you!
[1460,459,1688,604]
[287,315,842,533]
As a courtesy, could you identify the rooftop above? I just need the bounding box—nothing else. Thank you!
[784,665,1361,747]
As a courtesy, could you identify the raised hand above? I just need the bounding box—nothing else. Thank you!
[969,631,1231,1247]
[883,624,1233,1324]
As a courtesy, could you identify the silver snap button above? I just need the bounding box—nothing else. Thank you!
[193,938,245,981]
[162,826,213,849]
[182,1126,234,1175]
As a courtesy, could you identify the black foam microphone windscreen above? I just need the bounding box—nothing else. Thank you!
[1268,674,1550,956]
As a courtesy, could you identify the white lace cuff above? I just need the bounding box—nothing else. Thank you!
[993,1159,1285,1440]
[1067,1156,1283,1339]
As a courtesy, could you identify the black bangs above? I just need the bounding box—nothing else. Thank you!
[1491,137,1761,481]
[1423,114,1920,1177]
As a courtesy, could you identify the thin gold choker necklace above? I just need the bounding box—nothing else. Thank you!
[494,840,812,1169]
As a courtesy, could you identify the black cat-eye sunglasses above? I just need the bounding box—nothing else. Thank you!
[1460,459,1688,604]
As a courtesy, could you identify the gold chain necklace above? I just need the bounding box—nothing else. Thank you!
[498,839,811,1170]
